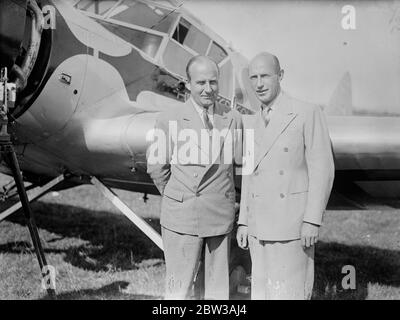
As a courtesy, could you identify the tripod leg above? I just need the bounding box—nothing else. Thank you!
[4,144,56,298]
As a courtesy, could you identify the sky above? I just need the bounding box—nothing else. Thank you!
[183,0,400,113]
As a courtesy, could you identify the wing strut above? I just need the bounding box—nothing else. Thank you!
[0,175,65,222]
[91,176,164,251]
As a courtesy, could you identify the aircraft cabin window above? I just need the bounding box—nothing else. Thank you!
[172,18,211,55]
[98,20,163,58]
[172,19,189,45]
[207,42,228,64]
[74,0,119,16]
[163,40,194,77]
[104,0,177,34]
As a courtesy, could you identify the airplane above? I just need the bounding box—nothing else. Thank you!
[0,0,400,296]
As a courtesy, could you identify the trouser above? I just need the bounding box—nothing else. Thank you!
[162,227,230,300]
[248,236,315,300]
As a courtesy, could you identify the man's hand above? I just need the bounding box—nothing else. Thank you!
[236,225,249,250]
[300,222,320,248]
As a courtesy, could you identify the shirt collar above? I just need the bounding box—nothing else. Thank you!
[190,97,214,115]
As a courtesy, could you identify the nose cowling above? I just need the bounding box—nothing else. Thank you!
[0,0,28,71]
[1,0,49,118]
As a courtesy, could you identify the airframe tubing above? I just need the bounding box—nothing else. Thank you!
[0,174,65,222]
[91,176,164,251]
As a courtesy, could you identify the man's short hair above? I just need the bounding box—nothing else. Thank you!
[186,55,219,81]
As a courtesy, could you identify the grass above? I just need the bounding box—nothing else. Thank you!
[0,174,399,300]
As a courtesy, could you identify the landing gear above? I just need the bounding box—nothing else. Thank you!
[91,176,163,251]
[0,67,56,298]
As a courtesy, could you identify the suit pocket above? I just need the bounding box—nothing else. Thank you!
[290,190,308,195]
[284,129,304,147]
[163,189,184,202]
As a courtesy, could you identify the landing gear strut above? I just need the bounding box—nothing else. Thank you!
[0,67,55,299]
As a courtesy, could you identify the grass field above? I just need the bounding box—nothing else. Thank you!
[0,174,399,300]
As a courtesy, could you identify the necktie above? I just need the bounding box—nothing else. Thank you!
[202,109,213,132]
[262,106,272,127]
[202,109,213,163]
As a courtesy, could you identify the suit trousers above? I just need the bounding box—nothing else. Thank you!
[249,236,314,300]
[162,227,230,300]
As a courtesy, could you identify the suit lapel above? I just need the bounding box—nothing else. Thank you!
[210,102,232,163]
[254,93,297,170]
[180,100,203,130]
[179,100,209,160]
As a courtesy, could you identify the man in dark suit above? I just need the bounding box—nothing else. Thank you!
[147,55,243,299]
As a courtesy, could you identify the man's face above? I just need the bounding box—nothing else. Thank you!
[188,60,219,108]
[249,58,282,106]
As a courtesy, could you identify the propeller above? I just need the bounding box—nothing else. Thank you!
[0,0,28,70]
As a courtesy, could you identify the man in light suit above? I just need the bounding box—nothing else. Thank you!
[147,55,243,299]
[237,52,334,299]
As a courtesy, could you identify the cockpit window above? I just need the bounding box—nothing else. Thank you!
[105,0,177,33]
[172,18,211,55]
[75,0,177,33]
[74,0,120,16]
[172,18,189,44]
[98,19,163,58]
[207,41,228,64]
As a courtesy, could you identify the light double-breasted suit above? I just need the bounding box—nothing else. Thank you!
[147,99,243,299]
[238,91,334,299]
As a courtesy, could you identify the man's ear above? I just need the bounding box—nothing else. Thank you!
[279,69,284,82]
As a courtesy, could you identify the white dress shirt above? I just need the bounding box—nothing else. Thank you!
[190,97,215,128]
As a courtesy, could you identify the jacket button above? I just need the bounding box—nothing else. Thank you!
[280,193,285,198]
[254,171,259,176]
[194,173,198,178]
[279,170,284,175]
[284,147,289,152]
[195,192,200,197]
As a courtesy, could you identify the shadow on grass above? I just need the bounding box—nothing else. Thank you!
[313,241,400,299]
[328,183,400,210]
[41,281,162,300]
[4,201,163,271]
[0,241,65,254]
[229,240,400,300]
[3,201,399,299]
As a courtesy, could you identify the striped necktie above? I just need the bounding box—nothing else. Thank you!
[262,106,272,127]
[202,109,213,132]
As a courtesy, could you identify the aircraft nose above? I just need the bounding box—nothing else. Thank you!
[0,0,28,71]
